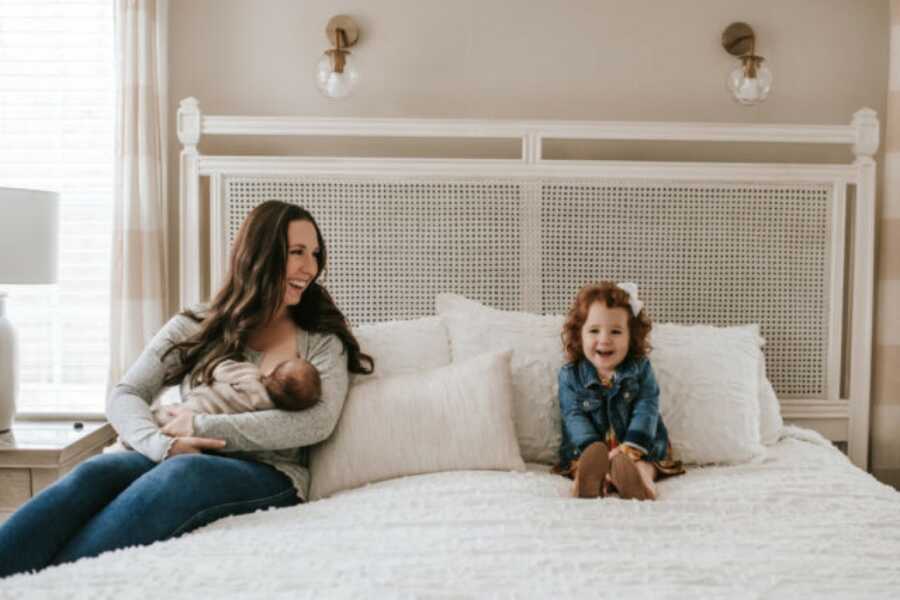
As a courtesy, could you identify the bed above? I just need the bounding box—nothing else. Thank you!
[3,101,898,598]
[4,430,899,599]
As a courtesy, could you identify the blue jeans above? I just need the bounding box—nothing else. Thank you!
[0,451,300,577]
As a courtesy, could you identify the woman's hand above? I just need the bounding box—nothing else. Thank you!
[160,406,197,438]
[160,406,227,458]
[166,437,227,457]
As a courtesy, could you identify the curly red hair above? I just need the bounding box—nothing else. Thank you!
[561,282,653,364]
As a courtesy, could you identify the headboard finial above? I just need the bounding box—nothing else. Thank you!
[177,97,202,149]
[852,108,879,158]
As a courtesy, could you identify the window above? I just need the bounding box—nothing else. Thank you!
[0,0,114,416]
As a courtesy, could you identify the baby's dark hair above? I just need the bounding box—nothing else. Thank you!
[265,358,322,411]
[561,281,652,363]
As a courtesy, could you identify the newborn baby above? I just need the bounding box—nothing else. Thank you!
[154,356,322,424]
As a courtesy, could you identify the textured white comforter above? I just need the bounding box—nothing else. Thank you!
[4,428,899,599]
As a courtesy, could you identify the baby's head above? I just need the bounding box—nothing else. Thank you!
[263,357,321,411]
[562,282,652,376]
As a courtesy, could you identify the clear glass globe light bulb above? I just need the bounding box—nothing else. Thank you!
[727,62,772,106]
[316,53,359,99]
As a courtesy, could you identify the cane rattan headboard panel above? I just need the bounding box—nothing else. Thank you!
[222,177,831,401]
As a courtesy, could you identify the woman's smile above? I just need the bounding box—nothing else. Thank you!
[283,219,320,306]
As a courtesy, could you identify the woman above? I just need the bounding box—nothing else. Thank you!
[0,201,372,577]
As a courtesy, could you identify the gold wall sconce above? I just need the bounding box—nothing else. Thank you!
[315,15,360,99]
[721,22,772,106]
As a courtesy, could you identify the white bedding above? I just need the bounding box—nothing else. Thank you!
[4,428,899,599]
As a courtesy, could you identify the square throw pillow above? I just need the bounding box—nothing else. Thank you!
[308,350,525,500]
[435,294,565,465]
[758,370,782,446]
[351,316,451,384]
[736,324,784,446]
[651,323,765,465]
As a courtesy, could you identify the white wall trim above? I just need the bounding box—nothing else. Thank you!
[199,114,859,146]
[195,156,858,183]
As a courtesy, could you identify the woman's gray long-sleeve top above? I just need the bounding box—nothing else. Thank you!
[106,310,350,500]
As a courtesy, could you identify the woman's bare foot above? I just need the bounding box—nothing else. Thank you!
[572,442,610,498]
[610,454,657,501]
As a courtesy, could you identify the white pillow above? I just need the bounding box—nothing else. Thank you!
[436,294,565,465]
[758,372,782,445]
[309,350,525,500]
[726,324,783,446]
[435,294,777,463]
[651,323,766,464]
[757,349,784,446]
[352,316,451,383]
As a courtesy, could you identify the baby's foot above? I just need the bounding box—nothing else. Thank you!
[573,442,610,499]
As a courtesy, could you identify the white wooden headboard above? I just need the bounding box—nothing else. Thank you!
[176,97,879,469]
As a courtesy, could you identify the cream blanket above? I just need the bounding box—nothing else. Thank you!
[4,428,899,599]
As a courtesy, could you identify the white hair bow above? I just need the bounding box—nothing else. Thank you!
[616,282,643,317]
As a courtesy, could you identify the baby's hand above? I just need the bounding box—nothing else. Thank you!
[608,445,623,461]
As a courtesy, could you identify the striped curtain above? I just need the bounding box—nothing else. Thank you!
[108,0,169,389]
[873,2,900,486]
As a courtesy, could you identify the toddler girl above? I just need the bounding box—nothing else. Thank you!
[555,281,683,500]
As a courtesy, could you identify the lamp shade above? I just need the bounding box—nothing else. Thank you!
[316,52,359,99]
[0,187,60,284]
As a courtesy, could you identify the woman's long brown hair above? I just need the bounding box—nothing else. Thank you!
[162,200,373,387]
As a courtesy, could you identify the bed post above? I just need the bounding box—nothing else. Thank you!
[177,97,202,310]
[849,108,879,469]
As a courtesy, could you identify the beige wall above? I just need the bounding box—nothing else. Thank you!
[167,0,895,479]
[876,0,900,488]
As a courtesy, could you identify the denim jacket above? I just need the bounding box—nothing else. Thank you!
[557,356,670,469]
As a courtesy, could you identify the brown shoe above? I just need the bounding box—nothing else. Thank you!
[573,442,610,498]
[609,453,651,501]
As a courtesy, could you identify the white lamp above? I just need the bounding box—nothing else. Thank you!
[0,187,60,432]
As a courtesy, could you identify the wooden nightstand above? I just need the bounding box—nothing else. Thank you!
[0,421,116,522]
